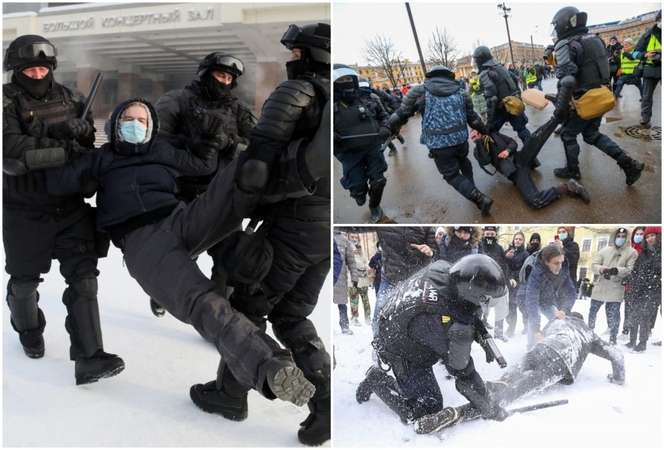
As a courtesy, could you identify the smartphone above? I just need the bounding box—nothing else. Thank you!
[554,235,560,241]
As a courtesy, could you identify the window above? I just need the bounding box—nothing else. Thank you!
[597,236,609,251]
[582,237,592,253]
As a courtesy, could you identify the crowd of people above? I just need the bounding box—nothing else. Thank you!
[3,23,332,446]
[333,225,661,433]
[333,6,659,222]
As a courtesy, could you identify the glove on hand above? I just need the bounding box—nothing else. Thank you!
[188,135,221,160]
[195,109,223,136]
[51,119,93,140]
[553,107,569,124]
[378,127,391,140]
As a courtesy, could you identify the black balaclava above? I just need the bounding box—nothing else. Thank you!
[14,68,54,99]
[199,71,232,101]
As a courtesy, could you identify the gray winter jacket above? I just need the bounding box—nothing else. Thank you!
[334,231,359,305]
[592,227,638,303]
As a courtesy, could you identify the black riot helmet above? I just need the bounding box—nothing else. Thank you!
[197,52,244,88]
[549,6,588,39]
[448,254,508,308]
[4,34,58,73]
[472,46,494,69]
[426,65,455,79]
[281,23,331,64]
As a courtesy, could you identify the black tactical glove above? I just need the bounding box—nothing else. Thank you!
[187,135,225,160]
[50,119,93,140]
[195,109,223,136]
[388,113,403,134]
[543,44,555,61]
[603,267,619,280]
[378,127,391,140]
[553,106,569,124]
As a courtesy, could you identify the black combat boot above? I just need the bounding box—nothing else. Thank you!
[622,160,645,186]
[265,358,315,406]
[75,350,125,385]
[190,381,249,421]
[554,166,581,180]
[149,298,166,317]
[298,397,331,446]
[469,189,493,216]
[190,359,250,421]
[10,309,46,359]
[356,365,394,403]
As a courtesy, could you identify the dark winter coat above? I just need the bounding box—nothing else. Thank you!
[505,240,529,281]
[479,240,512,281]
[393,75,486,137]
[539,315,624,382]
[629,242,661,308]
[351,227,437,285]
[561,236,580,285]
[45,98,217,240]
[438,226,482,263]
[525,256,577,333]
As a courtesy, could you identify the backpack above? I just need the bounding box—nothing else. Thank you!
[422,89,468,149]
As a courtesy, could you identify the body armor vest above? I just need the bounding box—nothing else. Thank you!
[379,262,452,366]
[3,83,83,208]
[556,34,610,91]
[481,62,518,99]
[334,96,380,152]
[422,89,468,149]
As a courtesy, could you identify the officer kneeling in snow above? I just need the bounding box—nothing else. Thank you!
[356,254,509,433]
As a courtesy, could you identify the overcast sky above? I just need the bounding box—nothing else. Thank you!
[332,1,661,66]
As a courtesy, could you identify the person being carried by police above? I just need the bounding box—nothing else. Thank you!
[3,34,124,385]
[548,6,645,185]
[355,254,510,434]
[388,65,494,215]
[191,22,333,446]
[469,128,590,208]
[473,46,532,145]
[149,52,256,317]
[333,64,391,223]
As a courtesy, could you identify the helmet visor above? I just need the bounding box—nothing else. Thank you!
[207,54,244,75]
[549,22,558,37]
[16,42,57,59]
[479,288,510,321]
[280,24,331,53]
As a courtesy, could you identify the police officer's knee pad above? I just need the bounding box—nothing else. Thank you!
[8,279,40,300]
[349,184,368,199]
[368,174,387,188]
[70,277,98,301]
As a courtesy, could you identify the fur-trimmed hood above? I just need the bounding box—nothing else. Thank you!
[444,226,483,248]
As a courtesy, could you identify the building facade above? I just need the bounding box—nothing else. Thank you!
[3,2,330,117]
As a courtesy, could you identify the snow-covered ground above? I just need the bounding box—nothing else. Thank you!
[2,244,331,447]
[333,288,663,448]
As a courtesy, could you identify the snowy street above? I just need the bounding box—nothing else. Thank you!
[333,287,662,448]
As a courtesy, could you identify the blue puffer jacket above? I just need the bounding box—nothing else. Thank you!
[524,256,577,333]
[45,98,217,236]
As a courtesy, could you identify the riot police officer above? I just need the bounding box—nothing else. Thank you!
[356,255,509,433]
[3,35,124,385]
[389,65,493,215]
[473,46,532,144]
[549,6,645,185]
[189,23,332,446]
[151,52,256,316]
[333,64,391,223]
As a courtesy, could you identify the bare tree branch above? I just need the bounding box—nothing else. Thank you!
[362,34,405,88]
[426,26,459,70]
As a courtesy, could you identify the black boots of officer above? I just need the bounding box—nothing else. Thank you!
[619,158,645,186]
[7,279,46,358]
[356,366,414,423]
[298,396,331,446]
[455,373,508,422]
[368,175,387,222]
[469,188,493,216]
[63,278,125,385]
[190,358,251,421]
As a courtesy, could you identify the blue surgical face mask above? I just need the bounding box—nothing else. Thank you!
[615,237,626,247]
[120,119,147,144]
[634,235,644,244]
[558,232,568,241]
